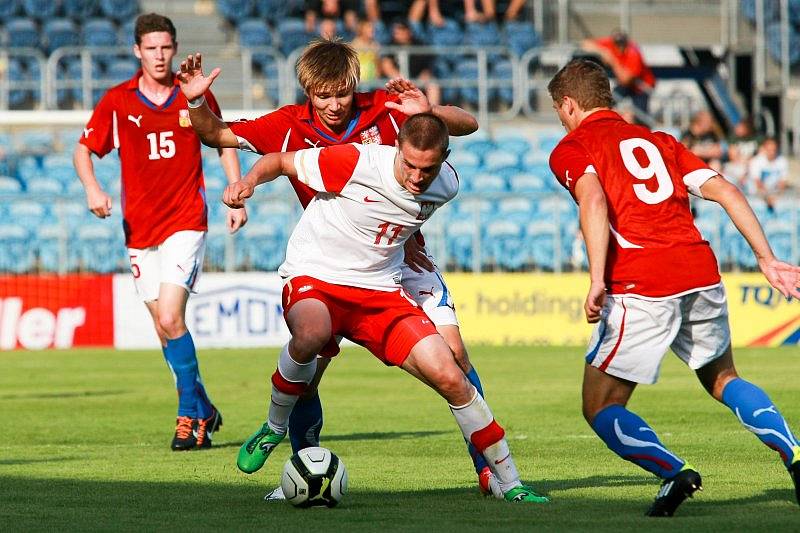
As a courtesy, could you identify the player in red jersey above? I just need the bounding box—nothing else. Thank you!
[73,14,247,451]
[177,39,501,497]
[548,59,800,516]
[223,113,547,503]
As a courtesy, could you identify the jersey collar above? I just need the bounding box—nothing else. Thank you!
[127,69,181,111]
[579,109,624,128]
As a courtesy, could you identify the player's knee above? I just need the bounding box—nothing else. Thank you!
[432,366,470,402]
[157,311,186,339]
[289,326,329,359]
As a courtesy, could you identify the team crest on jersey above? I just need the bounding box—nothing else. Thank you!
[179,109,191,127]
[417,201,436,220]
[360,125,382,145]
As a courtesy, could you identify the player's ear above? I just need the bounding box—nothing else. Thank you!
[133,44,142,59]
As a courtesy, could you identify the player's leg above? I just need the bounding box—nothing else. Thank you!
[402,261,492,489]
[288,356,330,453]
[237,296,332,474]
[400,334,547,503]
[585,295,700,516]
[695,347,800,505]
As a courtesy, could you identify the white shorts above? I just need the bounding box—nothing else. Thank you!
[127,230,206,302]
[400,255,458,327]
[584,285,730,384]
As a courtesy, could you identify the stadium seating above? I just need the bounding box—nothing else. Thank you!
[83,19,119,48]
[44,18,80,54]
[503,21,541,58]
[99,0,139,22]
[22,0,58,20]
[64,0,100,19]
[6,18,39,49]
[276,18,311,55]
[0,0,20,19]
[218,0,256,23]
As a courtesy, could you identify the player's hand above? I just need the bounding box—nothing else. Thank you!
[86,186,112,218]
[177,53,220,102]
[758,257,800,300]
[403,235,434,273]
[222,180,254,209]
[384,78,432,116]
[227,206,248,234]
[584,281,606,323]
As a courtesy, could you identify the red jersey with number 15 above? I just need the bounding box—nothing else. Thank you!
[228,90,407,207]
[549,110,721,298]
[80,70,221,248]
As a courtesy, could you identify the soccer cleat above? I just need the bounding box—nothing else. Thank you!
[790,454,800,507]
[195,405,223,449]
[478,466,503,499]
[264,485,286,501]
[503,484,550,503]
[237,423,285,474]
[170,416,197,451]
[645,466,702,517]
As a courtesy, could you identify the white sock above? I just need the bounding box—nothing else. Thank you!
[267,344,317,434]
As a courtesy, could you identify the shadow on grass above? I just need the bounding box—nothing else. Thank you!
[211,430,450,450]
[0,390,131,400]
[0,456,87,466]
[0,475,796,532]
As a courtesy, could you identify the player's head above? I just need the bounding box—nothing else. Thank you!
[395,113,450,195]
[297,38,360,131]
[548,59,614,132]
[133,13,177,83]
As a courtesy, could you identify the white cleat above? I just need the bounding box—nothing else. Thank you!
[263,485,286,501]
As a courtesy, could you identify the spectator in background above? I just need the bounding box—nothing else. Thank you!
[380,20,441,104]
[747,137,789,212]
[305,0,361,35]
[351,18,380,82]
[681,110,724,171]
[581,30,655,115]
[722,117,760,188]
[318,17,340,39]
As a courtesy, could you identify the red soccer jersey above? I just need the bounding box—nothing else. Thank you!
[228,90,407,207]
[80,70,221,248]
[549,110,721,298]
[595,37,656,92]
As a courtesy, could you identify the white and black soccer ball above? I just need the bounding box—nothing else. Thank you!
[281,447,348,508]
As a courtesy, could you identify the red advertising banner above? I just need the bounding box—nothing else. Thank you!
[0,275,114,349]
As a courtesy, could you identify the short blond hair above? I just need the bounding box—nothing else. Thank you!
[296,38,360,96]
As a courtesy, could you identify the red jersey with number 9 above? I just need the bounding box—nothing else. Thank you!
[80,70,221,248]
[549,110,721,298]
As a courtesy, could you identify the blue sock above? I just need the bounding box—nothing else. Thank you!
[465,366,490,474]
[591,404,686,479]
[722,378,800,467]
[289,391,323,453]
[194,374,213,419]
[164,332,202,418]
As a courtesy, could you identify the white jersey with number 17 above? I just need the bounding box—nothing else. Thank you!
[278,143,459,291]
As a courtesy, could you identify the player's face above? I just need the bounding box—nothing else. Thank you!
[309,87,355,132]
[134,32,177,83]
[395,143,449,195]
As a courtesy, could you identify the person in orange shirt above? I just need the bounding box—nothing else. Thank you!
[582,30,655,115]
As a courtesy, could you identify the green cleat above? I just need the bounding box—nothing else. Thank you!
[237,423,285,474]
[503,484,550,503]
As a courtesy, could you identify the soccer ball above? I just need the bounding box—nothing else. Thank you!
[281,447,348,508]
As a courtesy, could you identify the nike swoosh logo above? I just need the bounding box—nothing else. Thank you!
[495,453,510,465]
[364,196,381,203]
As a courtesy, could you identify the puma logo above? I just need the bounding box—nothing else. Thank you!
[128,114,143,127]
[304,138,320,148]
[565,170,572,187]
[419,287,435,298]
[83,127,93,138]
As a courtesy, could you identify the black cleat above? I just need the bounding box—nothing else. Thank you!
[790,460,800,507]
[170,416,197,451]
[196,405,222,449]
[645,467,702,517]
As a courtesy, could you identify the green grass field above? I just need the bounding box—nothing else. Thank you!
[1,345,799,531]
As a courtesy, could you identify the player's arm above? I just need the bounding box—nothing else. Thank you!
[177,53,239,148]
[700,175,800,299]
[223,151,297,208]
[219,147,248,233]
[384,78,478,135]
[574,173,609,323]
[73,141,112,218]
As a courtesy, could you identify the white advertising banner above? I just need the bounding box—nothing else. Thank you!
[113,272,290,349]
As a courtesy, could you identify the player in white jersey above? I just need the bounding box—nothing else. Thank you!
[224,113,548,503]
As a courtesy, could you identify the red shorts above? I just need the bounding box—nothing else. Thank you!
[282,276,438,366]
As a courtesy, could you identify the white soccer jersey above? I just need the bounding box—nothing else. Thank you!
[278,143,459,291]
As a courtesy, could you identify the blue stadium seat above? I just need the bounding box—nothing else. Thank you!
[461,138,495,159]
[277,18,312,55]
[522,150,549,169]
[6,18,39,49]
[254,0,300,23]
[8,201,49,227]
[485,218,527,270]
[509,172,548,193]
[454,196,495,219]
[36,224,73,272]
[496,196,535,223]
[741,0,779,23]
[26,177,64,194]
[526,220,558,271]
[44,19,80,53]
[0,225,35,273]
[239,18,273,48]
[7,58,29,108]
[454,59,479,106]
[16,156,41,182]
[490,59,514,105]
[75,223,124,272]
[447,150,480,169]
[764,219,797,264]
[494,135,531,158]
[22,0,57,19]
[766,22,800,65]
[0,0,20,18]
[0,176,24,193]
[692,216,721,250]
[119,18,136,46]
[536,133,562,154]
[472,173,507,193]
[99,0,140,22]
[64,0,100,18]
[444,215,479,270]
[482,149,519,171]
[465,22,500,47]
[65,58,104,105]
[237,221,287,270]
[503,21,541,57]
[106,58,139,84]
[218,0,256,23]
[429,18,462,47]
[83,18,119,47]
[19,131,54,154]
[373,20,391,45]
